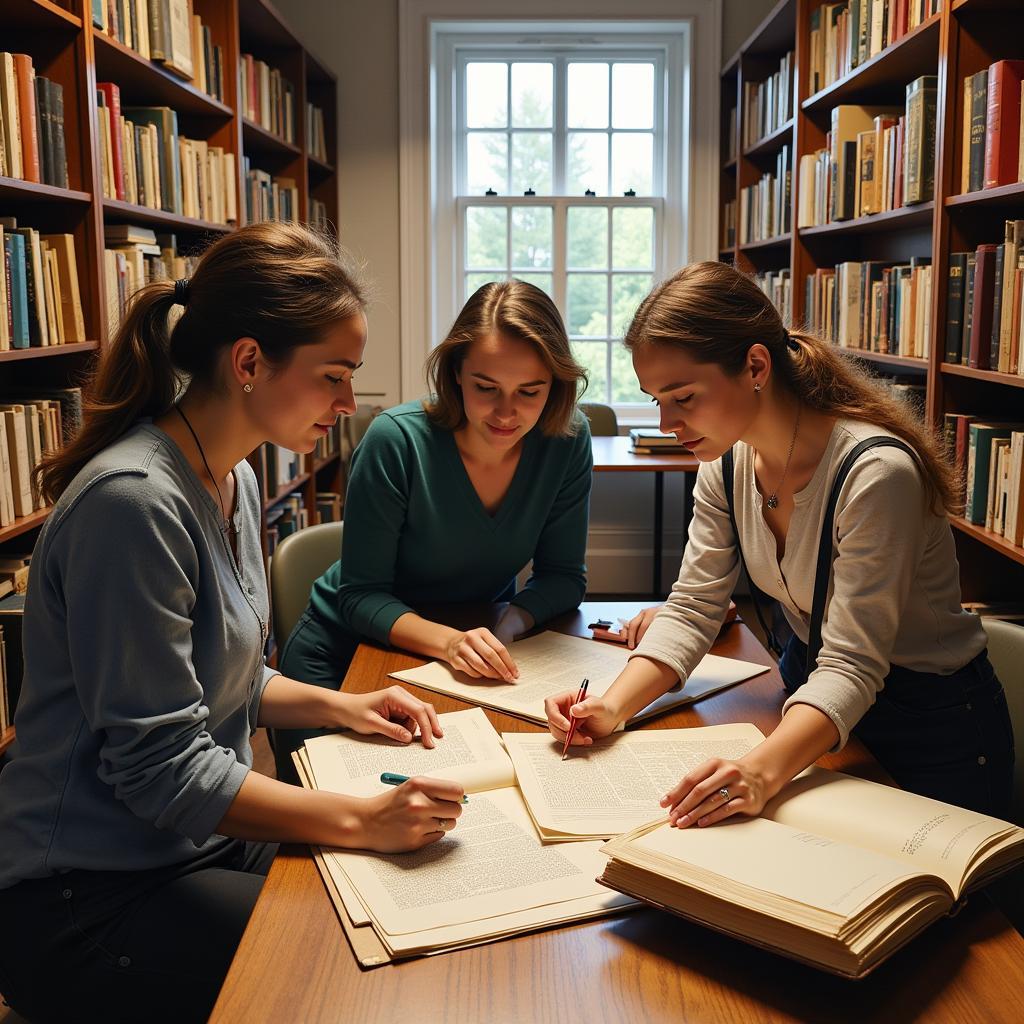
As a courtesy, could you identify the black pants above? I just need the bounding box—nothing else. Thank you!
[0,838,277,1024]
[779,636,1015,817]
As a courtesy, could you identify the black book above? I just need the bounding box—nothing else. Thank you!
[841,140,858,221]
[945,253,969,363]
[34,76,53,186]
[991,243,1005,370]
[50,79,68,188]
[968,70,989,193]
[961,253,977,364]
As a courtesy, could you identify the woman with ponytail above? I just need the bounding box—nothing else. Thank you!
[546,260,1013,827]
[0,222,463,1024]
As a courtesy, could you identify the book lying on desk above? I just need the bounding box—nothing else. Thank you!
[294,708,639,965]
[628,429,691,454]
[388,630,769,727]
[598,766,1024,979]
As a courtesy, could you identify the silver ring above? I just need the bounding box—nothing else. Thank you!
[718,786,730,802]
[435,818,454,830]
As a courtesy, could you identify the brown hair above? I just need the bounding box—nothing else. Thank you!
[625,261,958,514]
[423,279,586,437]
[37,221,366,505]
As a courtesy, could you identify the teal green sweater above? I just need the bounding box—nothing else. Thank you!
[306,401,592,642]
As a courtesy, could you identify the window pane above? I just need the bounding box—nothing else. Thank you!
[612,273,652,336]
[510,132,553,194]
[568,133,609,195]
[465,272,505,300]
[572,341,609,403]
[514,272,553,297]
[612,63,654,129]
[466,63,507,128]
[467,133,508,195]
[466,207,507,269]
[611,342,647,403]
[568,63,609,128]
[567,207,607,269]
[511,206,553,268]
[612,207,655,269]
[611,132,653,195]
[567,273,608,337]
[511,62,552,127]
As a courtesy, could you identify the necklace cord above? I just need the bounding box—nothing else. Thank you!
[175,405,231,532]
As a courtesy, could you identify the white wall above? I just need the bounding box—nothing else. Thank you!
[721,0,778,62]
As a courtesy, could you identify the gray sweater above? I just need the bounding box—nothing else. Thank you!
[633,418,986,750]
[0,423,278,887]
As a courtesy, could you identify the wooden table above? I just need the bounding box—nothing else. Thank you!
[590,436,699,596]
[212,603,1024,1024]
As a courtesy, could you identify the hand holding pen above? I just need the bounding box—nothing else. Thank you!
[560,679,589,760]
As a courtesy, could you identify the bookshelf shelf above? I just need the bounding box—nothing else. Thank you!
[738,232,791,254]
[263,472,312,513]
[0,507,52,544]
[0,177,91,205]
[0,726,15,758]
[8,0,81,31]
[802,14,941,116]
[847,350,929,371]
[945,182,1024,209]
[242,117,301,158]
[92,30,233,119]
[941,363,1024,390]
[798,202,934,239]
[313,453,341,473]
[742,119,794,159]
[0,342,99,363]
[307,154,335,180]
[722,157,737,173]
[101,198,235,234]
[952,518,1024,568]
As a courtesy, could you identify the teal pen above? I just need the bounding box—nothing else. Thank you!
[379,772,469,803]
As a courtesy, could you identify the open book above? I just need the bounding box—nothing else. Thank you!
[504,723,765,841]
[388,630,769,726]
[294,708,638,965]
[598,765,1024,978]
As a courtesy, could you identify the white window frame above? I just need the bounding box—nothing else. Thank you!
[398,0,721,423]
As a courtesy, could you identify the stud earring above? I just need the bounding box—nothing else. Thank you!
[243,383,254,393]
[753,383,763,393]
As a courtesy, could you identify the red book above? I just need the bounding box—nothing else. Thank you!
[12,54,40,183]
[968,244,998,370]
[96,82,124,201]
[983,60,1024,189]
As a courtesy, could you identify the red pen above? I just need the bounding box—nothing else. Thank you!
[560,678,589,761]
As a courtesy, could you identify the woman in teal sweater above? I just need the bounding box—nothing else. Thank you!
[274,280,592,777]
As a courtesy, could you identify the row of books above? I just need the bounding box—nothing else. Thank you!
[742,51,794,151]
[628,429,690,455]
[91,0,225,103]
[739,145,792,244]
[808,1,943,96]
[244,160,299,225]
[1,221,86,351]
[0,399,68,526]
[0,52,68,189]
[947,418,1024,541]
[307,102,329,164]
[96,87,239,225]
[310,198,330,231]
[944,221,1024,375]
[239,54,296,144]
[755,270,792,328]
[798,79,936,226]
[961,61,1024,194]
[805,257,933,358]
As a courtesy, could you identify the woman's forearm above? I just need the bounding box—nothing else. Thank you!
[742,703,841,797]
[388,611,461,660]
[256,674,349,730]
[602,656,681,723]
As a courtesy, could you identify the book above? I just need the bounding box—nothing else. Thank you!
[597,764,1024,978]
[966,422,1020,524]
[984,60,1024,189]
[969,69,989,193]
[39,234,86,343]
[3,231,29,349]
[96,82,125,201]
[968,244,998,369]
[296,708,640,964]
[945,253,969,363]
[11,54,39,184]
[0,53,21,180]
[628,429,688,447]
[903,75,936,205]
[387,631,769,727]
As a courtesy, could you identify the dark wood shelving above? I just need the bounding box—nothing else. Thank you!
[799,202,934,238]
[0,177,91,205]
[946,182,1024,209]
[7,0,81,31]
[102,198,235,234]
[742,119,794,159]
[941,363,1024,389]
[847,350,929,371]
[0,726,15,758]
[739,232,791,254]
[242,117,301,158]
[952,518,1024,567]
[263,473,312,512]
[0,341,99,363]
[0,507,53,544]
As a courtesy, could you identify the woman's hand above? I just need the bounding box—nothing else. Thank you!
[359,776,466,852]
[444,627,519,682]
[544,692,621,747]
[338,686,443,746]
[659,756,774,829]
[620,605,663,649]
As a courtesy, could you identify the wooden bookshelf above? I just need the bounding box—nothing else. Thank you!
[718,0,1024,600]
[0,726,16,757]
[0,0,342,728]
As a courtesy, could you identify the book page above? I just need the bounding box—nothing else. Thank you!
[504,723,766,838]
[389,631,768,724]
[763,767,1023,894]
[303,707,515,797]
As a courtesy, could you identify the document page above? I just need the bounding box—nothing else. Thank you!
[504,723,766,839]
[389,630,768,724]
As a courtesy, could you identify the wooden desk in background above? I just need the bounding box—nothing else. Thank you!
[590,436,699,597]
[211,603,1024,1024]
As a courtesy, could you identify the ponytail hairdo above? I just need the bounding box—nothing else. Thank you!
[625,261,959,515]
[37,221,366,505]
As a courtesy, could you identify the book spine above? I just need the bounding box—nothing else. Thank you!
[50,80,68,189]
[34,76,53,186]
[990,243,1005,370]
[945,254,968,364]
[97,83,125,202]
[12,54,40,184]
[969,70,989,192]
[969,246,997,370]
[984,61,1024,189]
[962,254,977,364]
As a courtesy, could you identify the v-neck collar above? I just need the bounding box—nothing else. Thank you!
[444,426,537,530]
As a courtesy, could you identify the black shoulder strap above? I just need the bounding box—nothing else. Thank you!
[722,448,784,657]
[806,436,918,670]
